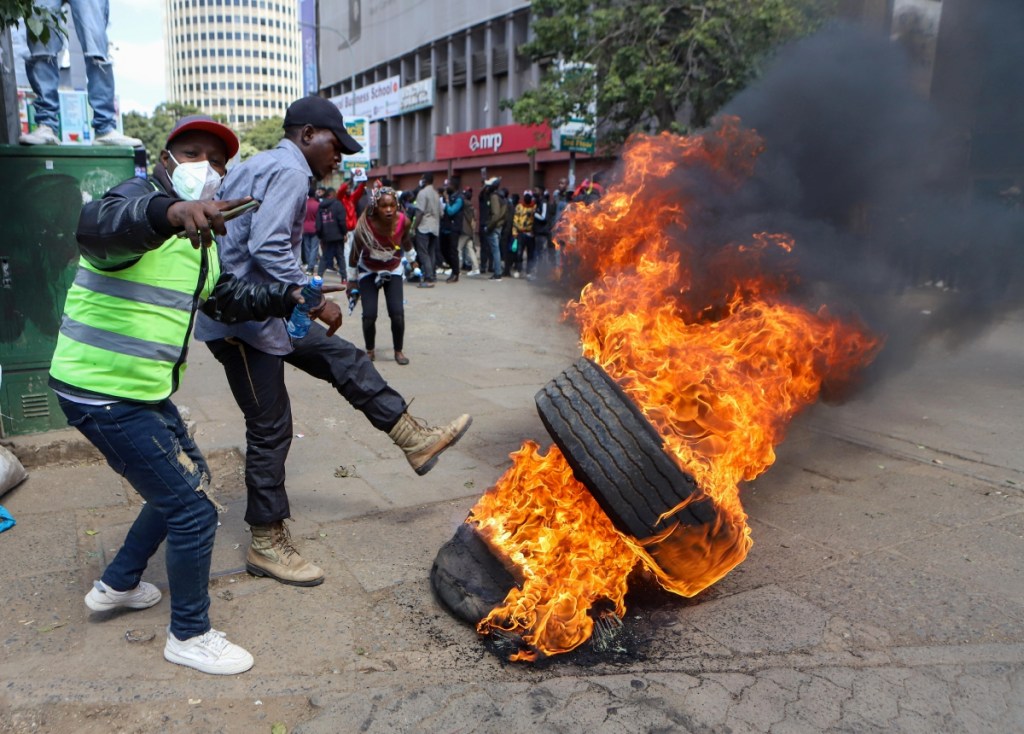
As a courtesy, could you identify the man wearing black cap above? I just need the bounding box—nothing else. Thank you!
[50,115,307,675]
[195,96,472,588]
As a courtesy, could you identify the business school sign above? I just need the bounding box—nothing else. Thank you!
[332,76,402,121]
[435,122,552,160]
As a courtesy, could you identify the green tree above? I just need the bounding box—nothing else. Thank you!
[511,0,829,148]
[122,102,203,165]
[0,0,64,43]
[239,116,284,159]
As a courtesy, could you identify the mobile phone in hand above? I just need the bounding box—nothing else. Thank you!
[176,199,260,238]
[221,199,261,221]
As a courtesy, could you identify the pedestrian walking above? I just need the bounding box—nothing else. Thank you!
[460,186,481,276]
[301,188,320,274]
[502,190,518,277]
[478,179,495,275]
[413,172,442,287]
[336,173,366,281]
[315,187,346,279]
[484,179,508,281]
[512,190,537,279]
[440,184,464,283]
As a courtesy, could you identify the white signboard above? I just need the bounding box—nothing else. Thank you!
[332,76,401,122]
[400,78,434,114]
[58,90,92,144]
[340,114,370,172]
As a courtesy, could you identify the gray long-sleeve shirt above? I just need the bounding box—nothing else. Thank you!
[194,138,312,355]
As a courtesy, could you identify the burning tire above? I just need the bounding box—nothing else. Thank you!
[534,358,717,540]
[430,523,517,625]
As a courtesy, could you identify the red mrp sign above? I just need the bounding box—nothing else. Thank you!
[436,122,551,159]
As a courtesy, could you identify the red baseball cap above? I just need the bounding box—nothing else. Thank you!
[166,115,240,159]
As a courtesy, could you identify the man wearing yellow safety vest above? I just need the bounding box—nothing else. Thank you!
[49,115,310,676]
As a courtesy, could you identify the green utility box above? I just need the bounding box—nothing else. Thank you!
[0,145,136,437]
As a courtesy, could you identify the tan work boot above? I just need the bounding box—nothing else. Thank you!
[389,412,472,475]
[246,521,324,586]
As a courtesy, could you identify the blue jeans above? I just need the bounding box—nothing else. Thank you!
[301,232,319,271]
[25,0,117,135]
[58,397,217,640]
[486,229,502,274]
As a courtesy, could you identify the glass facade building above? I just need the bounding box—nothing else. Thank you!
[164,0,303,126]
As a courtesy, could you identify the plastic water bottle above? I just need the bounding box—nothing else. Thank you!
[286,275,323,339]
[347,287,360,315]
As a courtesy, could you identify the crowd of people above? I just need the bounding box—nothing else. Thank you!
[393,172,600,284]
[296,169,603,288]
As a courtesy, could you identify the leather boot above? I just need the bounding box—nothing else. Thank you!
[388,411,472,475]
[445,273,459,283]
[246,521,324,586]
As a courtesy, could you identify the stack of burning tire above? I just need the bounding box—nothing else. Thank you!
[431,358,743,652]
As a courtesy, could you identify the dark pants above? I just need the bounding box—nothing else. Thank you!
[521,232,537,276]
[479,228,493,273]
[358,270,405,351]
[206,324,407,526]
[317,238,344,276]
[59,397,216,640]
[415,231,438,282]
[441,230,460,276]
[501,226,514,275]
[301,232,319,272]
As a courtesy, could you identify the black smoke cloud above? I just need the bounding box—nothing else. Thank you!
[712,13,1024,377]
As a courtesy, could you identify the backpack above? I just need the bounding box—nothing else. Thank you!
[489,193,507,231]
[462,200,477,236]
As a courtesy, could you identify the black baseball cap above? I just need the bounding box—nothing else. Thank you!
[283,96,362,154]
[167,115,239,158]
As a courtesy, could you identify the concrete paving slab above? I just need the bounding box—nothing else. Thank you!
[1,283,1023,733]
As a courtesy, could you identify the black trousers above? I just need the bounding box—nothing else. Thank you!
[415,231,438,282]
[206,323,407,526]
[358,271,405,351]
[441,230,460,276]
[317,238,345,276]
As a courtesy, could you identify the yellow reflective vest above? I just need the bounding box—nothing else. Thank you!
[49,236,219,402]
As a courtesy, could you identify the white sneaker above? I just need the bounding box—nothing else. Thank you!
[19,124,60,145]
[468,270,481,276]
[164,628,254,675]
[85,579,162,611]
[94,130,143,147]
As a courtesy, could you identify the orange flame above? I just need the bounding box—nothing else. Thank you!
[468,119,882,661]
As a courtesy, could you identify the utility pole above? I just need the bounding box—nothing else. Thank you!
[1,28,19,144]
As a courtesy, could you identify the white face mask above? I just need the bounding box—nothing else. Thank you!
[168,152,222,201]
